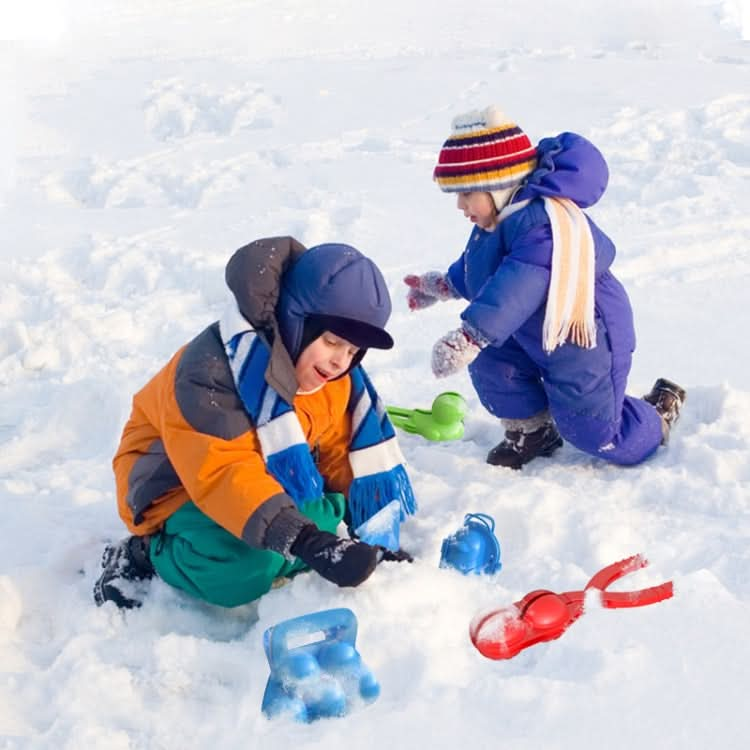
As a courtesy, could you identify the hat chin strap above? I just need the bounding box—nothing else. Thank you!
[489,186,519,212]
[328,348,366,382]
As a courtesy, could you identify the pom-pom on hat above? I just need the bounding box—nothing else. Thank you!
[433,106,537,207]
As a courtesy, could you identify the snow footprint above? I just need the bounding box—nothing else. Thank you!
[144,78,280,141]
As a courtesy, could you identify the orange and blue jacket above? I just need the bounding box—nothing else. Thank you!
[113,322,354,549]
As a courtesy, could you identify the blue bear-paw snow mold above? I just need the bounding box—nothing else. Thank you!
[439,513,502,575]
[261,608,380,722]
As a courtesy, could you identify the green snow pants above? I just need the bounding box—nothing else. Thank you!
[149,493,346,608]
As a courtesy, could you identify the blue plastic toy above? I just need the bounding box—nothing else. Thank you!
[354,500,401,551]
[261,608,380,722]
[439,513,502,575]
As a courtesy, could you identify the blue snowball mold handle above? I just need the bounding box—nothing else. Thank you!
[261,608,380,722]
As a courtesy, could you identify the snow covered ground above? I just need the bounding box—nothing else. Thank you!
[1,1,749,748]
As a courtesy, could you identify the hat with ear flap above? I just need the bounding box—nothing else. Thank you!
[433,105,537,211]
[278,243,394,361]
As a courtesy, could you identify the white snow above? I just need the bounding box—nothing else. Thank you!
[1,1,749,748]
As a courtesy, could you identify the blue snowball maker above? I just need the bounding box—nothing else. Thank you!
[439,513,502,575]
[354,499,401,551]
[261,608,380,722]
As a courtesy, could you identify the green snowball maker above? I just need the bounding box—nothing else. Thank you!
[385,391,468,441]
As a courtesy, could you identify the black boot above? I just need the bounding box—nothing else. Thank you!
[643,377,686,443]
[93,535,155,609]
[487,418,563,469]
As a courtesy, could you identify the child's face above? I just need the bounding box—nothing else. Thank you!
[457,191,498,230]
[295,331,360,392]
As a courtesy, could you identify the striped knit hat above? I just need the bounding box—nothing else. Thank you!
[433,106,537,210]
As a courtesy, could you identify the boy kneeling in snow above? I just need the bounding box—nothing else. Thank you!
[94,238,415,609]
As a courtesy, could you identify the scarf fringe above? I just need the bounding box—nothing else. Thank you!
[348,464,417,531]
[265,444,325,507]
[569,319,597,349]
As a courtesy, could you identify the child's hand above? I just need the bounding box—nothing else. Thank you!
[404,272,457,311]
[431,327,483,378]
[290,525,382,587]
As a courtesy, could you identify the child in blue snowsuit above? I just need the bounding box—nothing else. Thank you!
[405,106,685,468]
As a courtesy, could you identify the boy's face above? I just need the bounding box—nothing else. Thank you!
[457,191,497,230]
[295,331,360,392]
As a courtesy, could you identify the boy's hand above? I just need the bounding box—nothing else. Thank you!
[431,327,483,378]
[291,526,410,587]
[404,272,457,311]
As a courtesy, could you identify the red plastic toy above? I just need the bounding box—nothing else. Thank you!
[469,554,673,660]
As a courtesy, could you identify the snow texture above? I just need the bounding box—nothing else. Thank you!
[1,1,749,749]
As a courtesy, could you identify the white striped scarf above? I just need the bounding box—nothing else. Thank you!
[219,302,417,529]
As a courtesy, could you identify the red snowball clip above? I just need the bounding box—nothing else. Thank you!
[469,554,673,660]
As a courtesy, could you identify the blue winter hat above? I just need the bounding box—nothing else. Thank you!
[278,244,394,360]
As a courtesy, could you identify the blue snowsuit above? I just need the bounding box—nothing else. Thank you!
[448,133,663,465]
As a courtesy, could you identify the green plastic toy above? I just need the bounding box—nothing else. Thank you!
[385,391,468,442]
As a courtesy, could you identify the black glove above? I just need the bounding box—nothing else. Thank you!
[290,525,380,587]
[379,547,414,563]
[290,526,413,587]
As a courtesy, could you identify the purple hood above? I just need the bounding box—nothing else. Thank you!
[515,132,609,208]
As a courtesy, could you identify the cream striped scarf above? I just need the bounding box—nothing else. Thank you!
[500,196,597,353]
